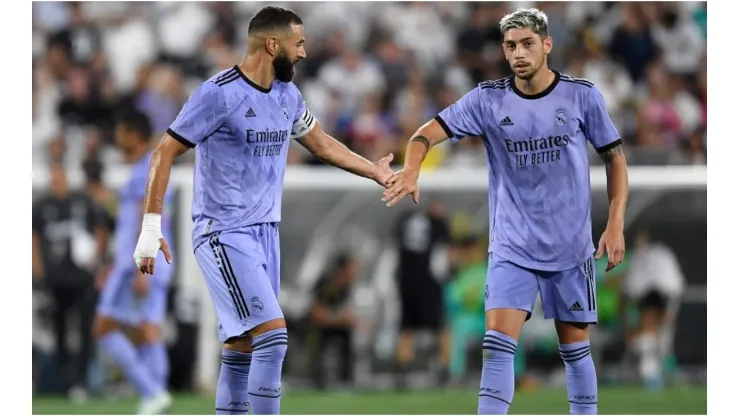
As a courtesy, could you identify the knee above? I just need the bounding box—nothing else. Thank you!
[93,315,118,340]
[137,323,161,345]
[250,326,288,362]
[485,309,528,341]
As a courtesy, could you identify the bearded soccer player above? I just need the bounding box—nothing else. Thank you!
[383,8,628,415]
[94,110,174,414]
[132,6,393,415]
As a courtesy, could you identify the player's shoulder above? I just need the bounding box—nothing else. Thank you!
[476,76,513,102]
[478,76,513,93]
[558,72,596,91]
[205,66,243,90]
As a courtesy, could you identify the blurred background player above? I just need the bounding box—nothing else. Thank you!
[383,7,629,415]
[94,110,175,414]
[32,161,109,402]
[623,229,685,389]
[393,198,451,386]
[306,252,360,390]
[132,6,393,415]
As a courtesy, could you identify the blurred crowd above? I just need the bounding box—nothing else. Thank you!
[33,1,708,174]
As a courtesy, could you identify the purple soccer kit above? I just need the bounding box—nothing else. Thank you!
[437,72,620,322]
[167,66,317,415]
[437,72,620,415]
[98,151,174,325]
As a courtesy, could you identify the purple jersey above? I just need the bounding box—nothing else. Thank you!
[436,72,620,271]
[167,66,313,249]
[113,152,174,280]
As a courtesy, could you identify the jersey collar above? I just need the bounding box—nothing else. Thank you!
[234,65,272,94]
[511,70,560,100]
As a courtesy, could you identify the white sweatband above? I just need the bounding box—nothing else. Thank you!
[291,107,318,139]
[142,213,162,236]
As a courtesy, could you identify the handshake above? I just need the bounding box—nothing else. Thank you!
[370,153,421,207]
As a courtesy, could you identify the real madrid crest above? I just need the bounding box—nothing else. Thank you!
[555,108,568,126]
[280,103,290,121]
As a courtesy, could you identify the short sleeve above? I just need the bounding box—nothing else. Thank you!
[435,87,484,142]
[584,86,621,151]
[168,81,229,148]
[290,87,317,139]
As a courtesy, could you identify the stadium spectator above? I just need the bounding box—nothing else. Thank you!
[32,161,109,400]
[393,198,451,386]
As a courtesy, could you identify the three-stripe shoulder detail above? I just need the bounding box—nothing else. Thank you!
[212,68,240,87]
[559,73,594,88]
[479,76,512,91]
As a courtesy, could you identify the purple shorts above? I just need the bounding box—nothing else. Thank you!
[194,223,282,343]
[97,252,172,326]
[485,254,598,323]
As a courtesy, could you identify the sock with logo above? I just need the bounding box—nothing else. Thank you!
[248,328,288,415]
[98,331,161,398]
[478,330,517,415]
[560,340,598,415]
[215,349,252,415]
[139,341,170,389]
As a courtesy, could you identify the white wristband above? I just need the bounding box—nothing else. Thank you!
[142,213,162,236]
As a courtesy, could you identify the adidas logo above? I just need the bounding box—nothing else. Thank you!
[499,116,514,126]
[569,302,583,312]
[246,108,256,118]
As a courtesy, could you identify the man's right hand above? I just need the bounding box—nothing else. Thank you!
[382,168,421,207]
[134,214,172,275]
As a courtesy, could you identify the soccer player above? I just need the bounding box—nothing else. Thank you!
[132,7,393,415]
[382,8,628,415]
[94,110,174,415]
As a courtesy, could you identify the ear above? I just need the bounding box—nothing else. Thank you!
[543,36,553,55]
[265,36,280,56]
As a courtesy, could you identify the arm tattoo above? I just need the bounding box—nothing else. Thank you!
[598,144,624,164]
[410,135,430,151]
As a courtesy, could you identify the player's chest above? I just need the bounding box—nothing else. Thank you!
[487,98,586,169]
[223,100,294,158]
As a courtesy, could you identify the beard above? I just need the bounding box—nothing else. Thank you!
[510,57,544,80]
[273,51,295,82]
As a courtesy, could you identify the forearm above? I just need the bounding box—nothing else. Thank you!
[144,147,177,215]
[404,119,449,172]
[32,234,44,277]
[95,226,108,260]
[600,145,628,229]
[313,134,377,179]
[605,158,628,228]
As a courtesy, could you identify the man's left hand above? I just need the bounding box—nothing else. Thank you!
[595,224,625,271]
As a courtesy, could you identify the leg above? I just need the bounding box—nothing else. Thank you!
[94,269,163,400]
[197,228,286,415]
[540,257,598,415]
[634,290,669,389]
[337,329,354,385]
[74,285,96,395]
[479,258,539,415]
[49,286,72,393]
[137,279,172,389]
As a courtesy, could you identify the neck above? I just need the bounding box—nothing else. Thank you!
[240,53,275,91]
[515,66,555,95]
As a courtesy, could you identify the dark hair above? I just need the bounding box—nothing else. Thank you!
[248,6,303,36]
[82,158,104,183]
[117,109,152,141]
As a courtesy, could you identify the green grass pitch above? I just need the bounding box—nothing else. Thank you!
[33,386,706,414]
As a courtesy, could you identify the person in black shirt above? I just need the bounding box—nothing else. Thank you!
[306,253,359,390]
[32,161,109,398]
[393,198,451,382]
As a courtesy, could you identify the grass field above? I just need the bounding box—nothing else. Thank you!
[33,386,706,414]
